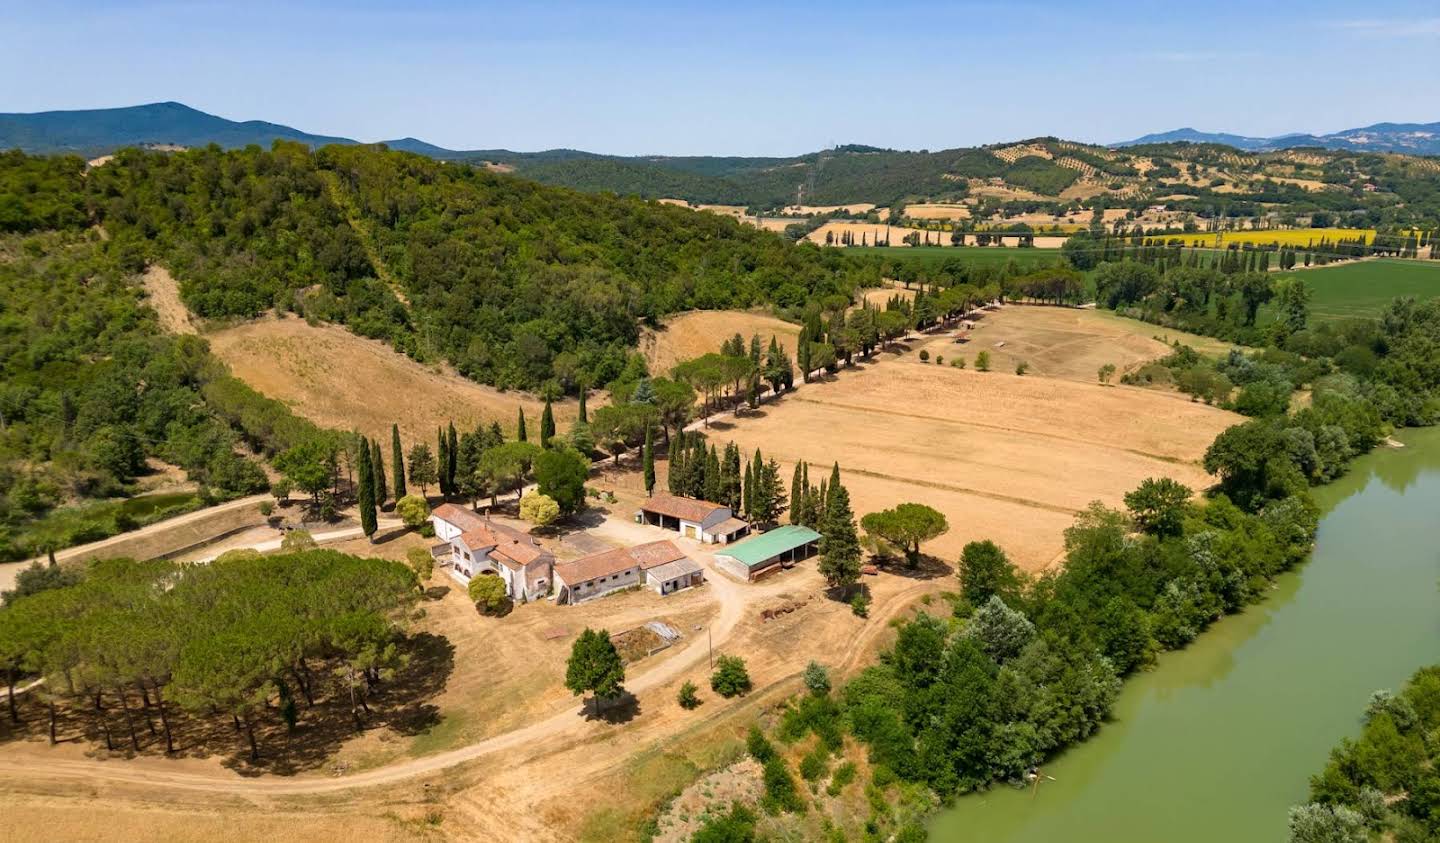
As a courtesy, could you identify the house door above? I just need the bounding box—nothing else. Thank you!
[683,524,698,540]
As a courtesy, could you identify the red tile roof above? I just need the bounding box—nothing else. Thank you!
[433,504,550,568]
[639,494,729,523]
[555,540,688,585]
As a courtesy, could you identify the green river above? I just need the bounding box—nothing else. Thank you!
[931,427,1440,842]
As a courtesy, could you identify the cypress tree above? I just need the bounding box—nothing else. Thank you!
[668,429,685,494]
[817,463,860,594]
[517,407,527,442]
[702,445,722,503]
[643,426,656,497]
[391,424,407,499]
[790,462,804,525]
[357,440,377,541]
[723,443,742,511]
[742,459,754,521]
[447,422,458,492]
[437,427,450,497]
[578,385,589,423]
[540,398,555,448]
[370,437,387,506]
[751,450,767,524]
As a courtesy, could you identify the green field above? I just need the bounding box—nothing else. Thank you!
[846,245,1066,269]
[1283,259,1440,319]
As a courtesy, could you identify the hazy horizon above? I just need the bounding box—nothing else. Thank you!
[4,0,1438,157]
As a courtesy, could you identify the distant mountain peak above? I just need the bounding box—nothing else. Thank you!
[1114,122,1440,155]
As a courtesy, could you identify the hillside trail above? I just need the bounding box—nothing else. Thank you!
[317,170,413,310]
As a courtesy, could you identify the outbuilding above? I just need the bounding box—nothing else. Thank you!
[554,539,705,604]
[635,494,750,544]
[713,525,821,582]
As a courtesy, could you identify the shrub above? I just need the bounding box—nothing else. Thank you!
[935,355,944,366]
[918,350,930,363]
[519,492,560,527]
[692,803,757,843]
[952,357,966,369]
[975,351,991,372]
[711,655,752,697]
[761,757,805,814]
[850,592,870,617]
[405,546,434,581]
[800,746,830,782]
[258,500,274,517]
[828,761,858,796]
[804,661,831,696]
[678,680,700,710]
[1098,363,1116,384]
[469,575,512,616]
[271,479,292,503]
[280,529,315,551]
[1015,360,1030,376]
[747,724,776,763]
[396,494,430,529]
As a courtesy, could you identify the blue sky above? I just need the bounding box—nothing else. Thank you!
[2,1,1438,155]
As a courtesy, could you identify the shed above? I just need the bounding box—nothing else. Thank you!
[712,525,822,582]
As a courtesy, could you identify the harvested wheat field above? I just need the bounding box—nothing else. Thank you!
[962,305,1237,381]
[641,310,800,375]
[711,326,1237,569]
[208,317,579,443]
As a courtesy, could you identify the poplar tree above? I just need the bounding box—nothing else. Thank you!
[357,440,377,541]
[643,426,656,497]
[540,398,556,448]
[391,424,407,499]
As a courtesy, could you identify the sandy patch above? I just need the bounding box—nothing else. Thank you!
[142,265,198,335]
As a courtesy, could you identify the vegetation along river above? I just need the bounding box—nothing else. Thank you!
[931,427,1440,842]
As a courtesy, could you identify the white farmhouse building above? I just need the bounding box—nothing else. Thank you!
[430,503,554,601]
[553,539,704,605]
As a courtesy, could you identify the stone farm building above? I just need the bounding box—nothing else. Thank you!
[553,539,705,605]
[713,525,821,581]
[636,493,750,544]
[430,503,554,601]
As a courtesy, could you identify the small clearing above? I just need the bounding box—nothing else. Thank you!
[207,316,581,442]
[141,265,197,335]
[641,310,801,375]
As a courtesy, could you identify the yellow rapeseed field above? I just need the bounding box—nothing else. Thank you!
[1152,228,1375,248]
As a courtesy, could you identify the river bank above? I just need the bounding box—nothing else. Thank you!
[930,427,1440,841]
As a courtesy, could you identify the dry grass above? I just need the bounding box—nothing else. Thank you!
[141,265,198,335]
[207,316,581,443]
[641,310,801,376]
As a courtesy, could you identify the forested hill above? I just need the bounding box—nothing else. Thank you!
[5,144,878,392]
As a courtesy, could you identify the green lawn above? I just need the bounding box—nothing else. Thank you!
[1284,259,1440,319]
[845,245,1066,269]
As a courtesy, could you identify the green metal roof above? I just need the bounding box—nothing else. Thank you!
[716,525,821,568]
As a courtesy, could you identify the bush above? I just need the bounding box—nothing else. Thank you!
[975,351,991,372]
[850,592,870,617]
[1015,360,1030,376]
[678,680,700,710]
[271,479,292,503]
[711,655,752,697]
[280,529,315,551]
[405,546,434,581]
[800,745,830,782]
[919,350,930,362]
[691,803,757,843]
[519,492,560,527]
[258,500,274,517]
[952,357,966,369]
[761,757,805,815]
[804,661,831,696]
[468,574,512,616]
[828,761,858,796]
[396,494,430,529]
[747,724,777,763]
[935,355,944,366]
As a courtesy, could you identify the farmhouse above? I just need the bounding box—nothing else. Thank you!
[429,503,554,601]
[713,525,821,582]
[636,493,750,544]
[553,539,704,605]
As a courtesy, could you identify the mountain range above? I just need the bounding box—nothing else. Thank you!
[1114,124,1440,155]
